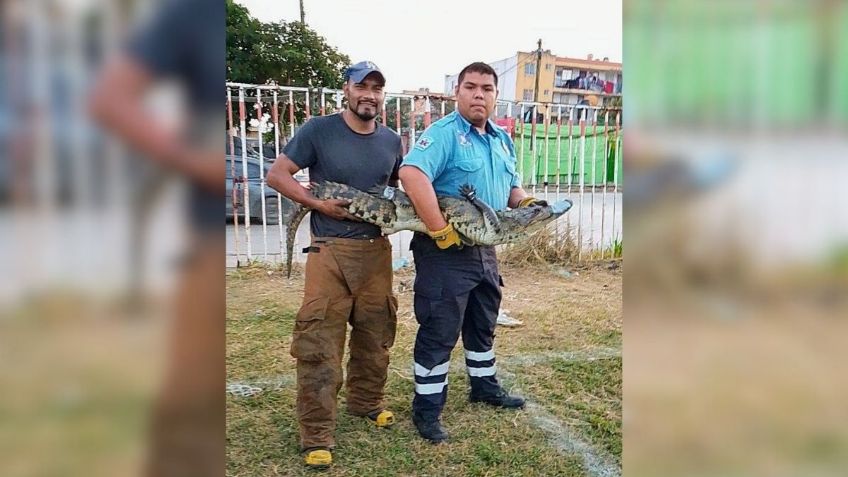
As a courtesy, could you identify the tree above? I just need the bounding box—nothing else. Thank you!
[226,0,264,83]
[257,21,350,87]
[226,0,350,87]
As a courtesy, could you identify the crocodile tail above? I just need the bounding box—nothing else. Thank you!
[286,204,310,278]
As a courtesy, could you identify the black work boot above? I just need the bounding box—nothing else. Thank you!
[469,389,526,409]
[412,413,449,443]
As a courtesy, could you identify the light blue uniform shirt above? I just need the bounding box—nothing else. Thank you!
[402,111,521,211]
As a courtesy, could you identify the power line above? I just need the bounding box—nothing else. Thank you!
[496,49,541,78]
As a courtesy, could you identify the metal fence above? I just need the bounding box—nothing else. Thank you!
[2,0,195,301]
[225,83,623,268]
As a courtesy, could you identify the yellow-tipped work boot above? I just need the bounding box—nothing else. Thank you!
[366,409,395,428]
[303,447,332,469]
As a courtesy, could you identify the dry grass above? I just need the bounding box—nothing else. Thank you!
[626,306,848,477]
[227,260,621,477]
[498,223,581,267]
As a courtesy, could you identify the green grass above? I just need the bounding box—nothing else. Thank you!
[543,358,622,461]
[227,264,622,476]
[588,239,623,261]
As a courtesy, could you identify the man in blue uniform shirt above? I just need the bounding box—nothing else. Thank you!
[399,62,547,443]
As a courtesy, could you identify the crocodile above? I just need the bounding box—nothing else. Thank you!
[283,182,573,277]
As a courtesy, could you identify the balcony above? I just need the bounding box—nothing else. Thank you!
[554,79,622,96]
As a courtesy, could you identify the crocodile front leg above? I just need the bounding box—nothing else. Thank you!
[458,183,501,234]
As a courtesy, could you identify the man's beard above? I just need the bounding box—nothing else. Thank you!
[352,101,378,121]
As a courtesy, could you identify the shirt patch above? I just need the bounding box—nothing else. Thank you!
[415,136,433,150]
[457,133,471,147]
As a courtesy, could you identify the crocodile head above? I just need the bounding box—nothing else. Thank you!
[508,199,574,231]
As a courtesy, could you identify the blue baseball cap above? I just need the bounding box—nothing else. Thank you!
[344,61,386,85]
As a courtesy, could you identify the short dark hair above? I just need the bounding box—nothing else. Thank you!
[457,62,498,88]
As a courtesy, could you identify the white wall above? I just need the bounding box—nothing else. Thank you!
[444,55,518,101]
[489,56,518,101]
[443,73,459,96]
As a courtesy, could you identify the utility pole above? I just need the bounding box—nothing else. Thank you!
[530,39,542,152]
[299,0,305,24]
[533,39,542,104]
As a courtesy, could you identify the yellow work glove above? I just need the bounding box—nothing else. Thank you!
[427,223,462,250]
[517,197,549,208]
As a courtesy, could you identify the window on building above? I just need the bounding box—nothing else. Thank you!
[545,63,552,71]
[524,63,535,75]
[544,89,550,96]
[523,89,534,101]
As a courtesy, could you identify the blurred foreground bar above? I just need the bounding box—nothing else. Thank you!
[1,1,225,476]
[624,1,848,476]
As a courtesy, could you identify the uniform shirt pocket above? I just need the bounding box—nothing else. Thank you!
[502,155,518,176]
[454,143,484,172]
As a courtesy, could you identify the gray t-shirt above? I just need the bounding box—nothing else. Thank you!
[283,114,402,239]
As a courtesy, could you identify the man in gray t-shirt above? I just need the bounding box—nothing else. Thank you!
[266,61,401,470]
[282,110,401,238]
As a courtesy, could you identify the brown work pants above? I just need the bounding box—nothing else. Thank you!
[146,237,224,477]
[290,236,398,450]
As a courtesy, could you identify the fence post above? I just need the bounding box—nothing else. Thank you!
[256,88,268,261]
[238,87,252,261]
[228,88,241,264]
[273,90,284,261]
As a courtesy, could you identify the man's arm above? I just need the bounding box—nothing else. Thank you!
[266,155,356,221]
[508,186,549,208]
[398,165,448,231]
[88,55,221,193]
[508,187,529,209]
[400,132,461,249]
[398,165,461,249]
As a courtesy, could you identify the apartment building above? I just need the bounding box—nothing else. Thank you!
[445,51,622,109]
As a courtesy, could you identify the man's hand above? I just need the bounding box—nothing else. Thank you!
[517,197,548,208]
[316,199,360,221]
[427,223,462,250]
[179,148,227,194]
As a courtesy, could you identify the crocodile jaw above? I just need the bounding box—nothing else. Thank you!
[551,199,573,215]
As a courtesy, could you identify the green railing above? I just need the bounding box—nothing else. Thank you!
[513,123,623,188]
